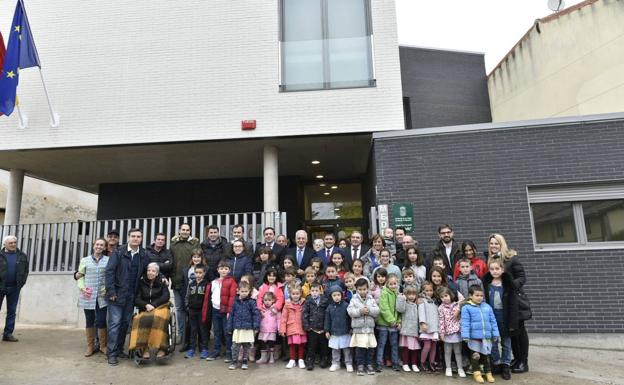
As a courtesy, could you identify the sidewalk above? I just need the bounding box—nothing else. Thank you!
[0,328,623,385]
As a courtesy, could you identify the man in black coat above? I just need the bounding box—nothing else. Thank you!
[255,226,286,262]
[429,224,462,277]
[105,228,149,366]
[287,230,316,273]
[346,231,369,263]
[145,232,174,281]
[0,235,29,342]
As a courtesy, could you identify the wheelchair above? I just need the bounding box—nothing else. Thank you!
[130,301,177,366]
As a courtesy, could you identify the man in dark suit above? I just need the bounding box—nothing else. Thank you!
[428,224,462,277]
[316,233,350,267]
[287,230,316,274]
[255,226,286,262]
[347,231,369,262]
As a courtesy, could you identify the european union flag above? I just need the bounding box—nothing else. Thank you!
[0,0,40,116]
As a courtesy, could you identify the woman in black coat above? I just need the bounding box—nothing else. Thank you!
[486,233,531,374]
[131,263,171,359]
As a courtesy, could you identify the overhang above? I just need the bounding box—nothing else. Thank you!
[0,134,373,193]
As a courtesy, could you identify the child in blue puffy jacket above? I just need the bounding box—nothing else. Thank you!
[461,284,500,384]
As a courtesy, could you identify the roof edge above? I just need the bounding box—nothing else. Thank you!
[399,44,485,56]
[372,111,624,140]
[487,0,600,77]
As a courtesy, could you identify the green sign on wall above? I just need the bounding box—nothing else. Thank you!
[392,203,414,233]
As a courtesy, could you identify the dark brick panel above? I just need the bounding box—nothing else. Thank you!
[373,119,624,332]
[399,46,492,129]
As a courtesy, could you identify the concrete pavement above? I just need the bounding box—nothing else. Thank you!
[0,328,622,385]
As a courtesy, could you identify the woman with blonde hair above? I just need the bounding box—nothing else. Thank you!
[486,233,531,375]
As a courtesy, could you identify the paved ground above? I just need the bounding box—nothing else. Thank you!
[0,329,623,385]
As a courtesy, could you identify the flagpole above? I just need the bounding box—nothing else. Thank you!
[38,68,59,127]
[16,103,28,128]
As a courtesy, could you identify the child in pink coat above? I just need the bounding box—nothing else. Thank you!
[438,287,465,378]
[279,285,307,369]
[257,291,282,364]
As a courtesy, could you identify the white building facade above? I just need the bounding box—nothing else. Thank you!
[0,0,404,233]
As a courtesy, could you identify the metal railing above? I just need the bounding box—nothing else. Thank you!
[0,211,287,274]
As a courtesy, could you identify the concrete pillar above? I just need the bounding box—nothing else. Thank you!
[263,145,279,213]
[5,169,25,225]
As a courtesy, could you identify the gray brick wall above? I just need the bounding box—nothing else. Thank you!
[373,118,624,333]
[400,46,492,129]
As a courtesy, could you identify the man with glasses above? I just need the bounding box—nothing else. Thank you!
[429,224,461,277]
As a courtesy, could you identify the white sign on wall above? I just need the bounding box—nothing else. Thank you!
[378,204,389,231]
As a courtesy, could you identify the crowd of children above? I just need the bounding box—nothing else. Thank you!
[174,231,528,384]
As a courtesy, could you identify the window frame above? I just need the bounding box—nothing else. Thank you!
[278,0,376,92]
[527,182,624,251]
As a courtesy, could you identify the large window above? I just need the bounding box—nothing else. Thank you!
[528,183,624,250]
[280,0,375,91]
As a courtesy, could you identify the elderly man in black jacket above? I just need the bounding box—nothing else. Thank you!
[0,235,29,342]
[105,228,149,366]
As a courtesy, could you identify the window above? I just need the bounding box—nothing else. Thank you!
[304,183,362,220]
[528,182,624,250]
[280,0,375,91]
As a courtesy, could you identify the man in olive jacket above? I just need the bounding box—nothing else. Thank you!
[170,223,199,349]
[0,235,29,342]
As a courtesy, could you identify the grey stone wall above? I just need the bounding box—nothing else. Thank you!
[373,118,624,332]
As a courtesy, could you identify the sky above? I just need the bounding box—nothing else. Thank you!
[395,0,585,72]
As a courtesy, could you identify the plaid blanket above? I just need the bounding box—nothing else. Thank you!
[129,303,170,352]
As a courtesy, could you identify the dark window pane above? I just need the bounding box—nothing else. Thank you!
[531,203,577,244]
[582,200,624,242]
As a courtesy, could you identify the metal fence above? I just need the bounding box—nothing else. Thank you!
[0,211,287,274]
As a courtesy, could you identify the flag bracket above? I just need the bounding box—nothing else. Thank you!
[49,112,59,128]
[16,104,28,128]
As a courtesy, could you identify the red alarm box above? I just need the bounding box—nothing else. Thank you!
[241,120,256,130]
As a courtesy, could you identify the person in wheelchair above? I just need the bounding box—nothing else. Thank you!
[129,262,171,359]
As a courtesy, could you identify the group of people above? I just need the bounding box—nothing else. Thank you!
[2,221,530,383]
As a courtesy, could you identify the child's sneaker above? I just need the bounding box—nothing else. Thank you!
[241,360,249,370]
[485,372,495,383]
[446,368,453,377]
[228,361,238,370]
[329,364,340,372]
[366,365,376,375]
[458,367,466,377]
[392,364,401,372]
[185,349,195,359]
[199,350,209,360]
[402,364,411,372]
[298,359,306,369]
[205,353,218,361]
[411,364,421,372]
[346,364,354,372]
[286,359,296,369]
[375,363,383,373]
[224,356,233,363]
[356,365,365,376]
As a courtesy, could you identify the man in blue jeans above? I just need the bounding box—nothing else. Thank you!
[105,228,149,365]
[0,235,29,342]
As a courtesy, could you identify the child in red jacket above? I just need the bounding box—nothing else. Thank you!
[205,260,237,362]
